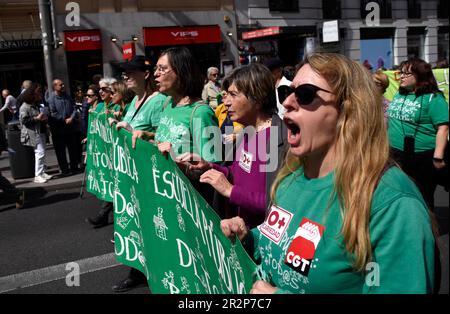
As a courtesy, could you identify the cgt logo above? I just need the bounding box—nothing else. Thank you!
[171,31,199,38]
[67,35,101,43]
[284,218,325,277]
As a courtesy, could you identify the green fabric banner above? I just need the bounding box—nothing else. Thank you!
[383,68,449,102]
[86,112,257,294]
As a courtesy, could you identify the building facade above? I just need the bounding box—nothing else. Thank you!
[235,0,449,68]
[51,0,238,92]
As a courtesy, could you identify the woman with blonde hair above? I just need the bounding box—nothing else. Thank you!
[221,53,435,294]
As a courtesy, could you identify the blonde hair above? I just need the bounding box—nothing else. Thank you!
[271,53,390,271]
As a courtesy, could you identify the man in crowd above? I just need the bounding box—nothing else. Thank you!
[47,79,81,176]
[263,58,292,118]
[1,89,19,122]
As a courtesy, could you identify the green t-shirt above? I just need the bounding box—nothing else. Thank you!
[155,100,220,162]
[387,92,449,152]
[122,93,167,132]
[95,101,120,114]
[247,167,435,294]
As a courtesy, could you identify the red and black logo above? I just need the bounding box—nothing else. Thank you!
[284,218,325,276]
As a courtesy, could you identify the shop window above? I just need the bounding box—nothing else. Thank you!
[269,0,299,13]
[360,0,392,19]
[322,0,341,19]
[360,28,394,70]
[407,0,421,19]
[407,27,425,59]
[438,0,449,19]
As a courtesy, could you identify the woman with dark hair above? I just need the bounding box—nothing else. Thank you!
[153,46,219,165]
[178,63,288,228]
[387,58,449,209]
[19,83,53,183]
[114,55,166,134]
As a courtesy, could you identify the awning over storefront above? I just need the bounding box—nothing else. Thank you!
[64,29,102,52]
[143,25,222,47]
[242,26,281,40]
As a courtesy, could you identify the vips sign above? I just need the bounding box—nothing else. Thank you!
[144,25,222,47]
[122,42,136,61]
[64,30,102,51]
[85,112,257,294]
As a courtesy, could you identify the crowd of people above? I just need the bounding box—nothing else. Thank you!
[0,49,448,294]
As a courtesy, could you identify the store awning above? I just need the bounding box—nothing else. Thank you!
[64,30,102,52]
[242,27,281,40]
[143,25,222,47]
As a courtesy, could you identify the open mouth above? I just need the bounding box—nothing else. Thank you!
[284,117,301,146]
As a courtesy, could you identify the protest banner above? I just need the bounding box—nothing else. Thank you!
[86,112,257,294]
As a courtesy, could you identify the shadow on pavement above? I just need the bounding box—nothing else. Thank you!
[21,192,81,209]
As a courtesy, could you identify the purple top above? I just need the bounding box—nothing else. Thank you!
[212,128,270,229]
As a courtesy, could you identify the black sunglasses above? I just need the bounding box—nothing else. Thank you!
[278,84,332,105]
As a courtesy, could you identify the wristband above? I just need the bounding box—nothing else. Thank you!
[433,157,444,162]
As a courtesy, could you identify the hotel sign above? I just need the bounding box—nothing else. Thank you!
[0,39,42,51]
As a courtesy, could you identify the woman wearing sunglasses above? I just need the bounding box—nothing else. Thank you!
[201,67,221,110]
[220,53,435,294]
[81,86,98,137]
[387,58,449,209]
[94,78,118,114]
[178,63,288,229]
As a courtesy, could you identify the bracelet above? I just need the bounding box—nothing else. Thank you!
[433,157,444,162]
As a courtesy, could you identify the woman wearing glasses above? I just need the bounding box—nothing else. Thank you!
[107,55,168,293]
[387,58,449,210]
[81,85,98,137]
[114,56,167,135]
[178,63,288,229]
[220,53,435,293]
[94,78,118,114]
[201,66,221,109]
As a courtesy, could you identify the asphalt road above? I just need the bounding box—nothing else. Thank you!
[0,188,149,294]
[0,186,448,294]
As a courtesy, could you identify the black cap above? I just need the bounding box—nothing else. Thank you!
[119,55,152,72]
[263,58,284,71]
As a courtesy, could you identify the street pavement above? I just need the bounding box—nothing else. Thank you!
[0,187,149,294]
[0,143,448,294]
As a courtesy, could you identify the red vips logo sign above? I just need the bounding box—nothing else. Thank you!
[144,25,222,46]
[64,30,102,52]
[122,42,136,61]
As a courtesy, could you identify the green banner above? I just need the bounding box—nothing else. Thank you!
[383,68,449,102]
[85,112,117,202]
[86,112,257,294]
